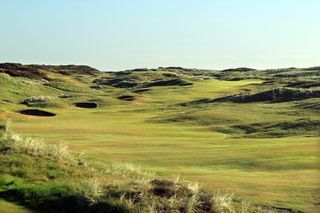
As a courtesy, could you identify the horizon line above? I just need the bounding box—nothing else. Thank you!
[1,61,320,72]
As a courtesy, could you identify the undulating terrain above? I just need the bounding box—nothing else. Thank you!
[0,63,319,212]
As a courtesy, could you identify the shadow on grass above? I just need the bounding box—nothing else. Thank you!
[0,190,128,213]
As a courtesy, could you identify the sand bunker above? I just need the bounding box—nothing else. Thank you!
[133,88,150,93]
[20,109,56,117]
[118,95,136,101]
[74,102,98,108]
[144,79,193,87]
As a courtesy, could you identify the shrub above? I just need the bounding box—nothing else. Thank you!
[21,96,56,107]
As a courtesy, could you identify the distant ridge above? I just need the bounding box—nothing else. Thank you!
[0,63,99,80]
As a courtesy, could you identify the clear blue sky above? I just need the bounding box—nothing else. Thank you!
[0,0,319,71]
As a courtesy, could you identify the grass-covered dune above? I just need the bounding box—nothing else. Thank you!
[0,63,319,212]
[182,88,320,106]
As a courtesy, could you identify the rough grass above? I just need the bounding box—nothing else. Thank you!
[20,96,57,108]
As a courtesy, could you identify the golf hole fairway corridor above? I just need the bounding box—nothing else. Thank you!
[0,64,319,212]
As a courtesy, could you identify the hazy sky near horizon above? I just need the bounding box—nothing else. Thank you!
[0,0,319,71]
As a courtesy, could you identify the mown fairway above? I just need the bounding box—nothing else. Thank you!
[1,67,319,213]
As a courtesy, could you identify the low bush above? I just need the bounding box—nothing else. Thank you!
[21,96,56,107]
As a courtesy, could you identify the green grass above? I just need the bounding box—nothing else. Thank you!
[0,199,32,213]
[0,70,319,212]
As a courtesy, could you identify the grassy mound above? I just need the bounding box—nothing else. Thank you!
[285,81,320,89]
[92,67,197,89]
[184,88,320,105]
[0,63,50,81]
[214,67,320,81]
[50,65,98,76]
[0,63,98,81]
[217,119,320,138]
[228,88,320,103]
[94,78,139,88]
[97,78,193,88]
[222,68,256,72]
[21,96,57,108]
[294,100,320,111]
[143,79,193,87]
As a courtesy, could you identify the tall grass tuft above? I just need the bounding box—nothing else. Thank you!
[82,178,103,204]
[185,194,201,213]
[47,143,70,161]
[188,181,200,194]
[3,119,11,139]
[1,123,76,164]
[211,192,235,213]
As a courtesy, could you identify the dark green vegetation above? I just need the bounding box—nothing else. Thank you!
[0,63,319,212]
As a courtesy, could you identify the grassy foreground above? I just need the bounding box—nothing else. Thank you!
[0,64,319,212]
[0,123,273,212]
